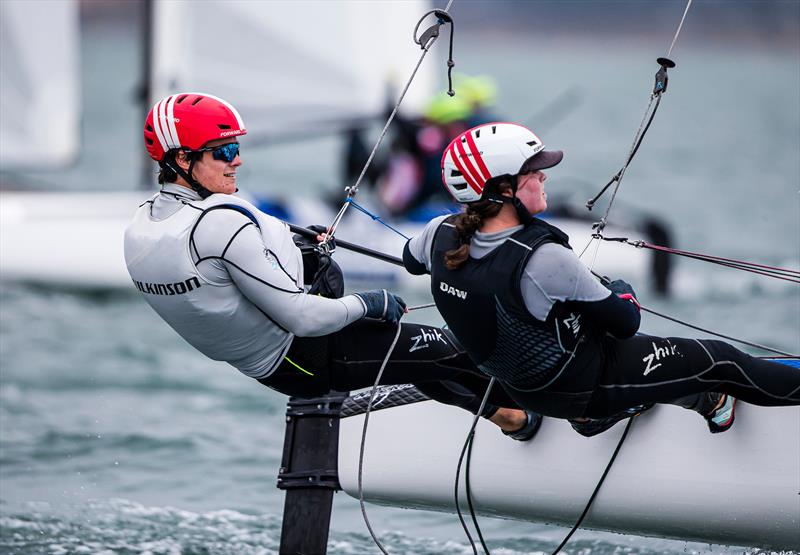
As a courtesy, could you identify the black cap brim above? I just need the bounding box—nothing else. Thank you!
[519,150,564,173]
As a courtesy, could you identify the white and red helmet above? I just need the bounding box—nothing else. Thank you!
[144,92,246,162]
[441,122,563,203]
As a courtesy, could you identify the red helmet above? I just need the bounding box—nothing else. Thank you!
[144,92,246,162]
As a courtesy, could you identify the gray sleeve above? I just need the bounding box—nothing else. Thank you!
[406,214,451,271]
[192,211,365,336]
[520,242,612,321]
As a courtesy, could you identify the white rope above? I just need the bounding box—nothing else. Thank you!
[667,0,693,58]
[323,0,456,246]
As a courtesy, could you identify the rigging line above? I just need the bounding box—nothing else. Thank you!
[590,271,798,356]
[454,377,496,555]
[408,302,437,311]
[588,92,661,229]
[576,234,598,260]
[667,0,694,58]
[598,236,800,282]
[586,0,691,246]
[599,95,662,224]
[588,231,603,272]
[288,222,405,268]
[550,416,637,555]
[665,259,800,283]
[322,1,456,248]
[639,306,799,358]
[357,319,405,555]
[465,434,491,555]
[345,199,412,240]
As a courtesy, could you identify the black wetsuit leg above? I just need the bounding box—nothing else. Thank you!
[583,334,800,418]
[258,320,521,417]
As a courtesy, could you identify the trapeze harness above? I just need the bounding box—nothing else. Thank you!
[124,185,365,379]
[429,215,606,418]
[429,215,800,419]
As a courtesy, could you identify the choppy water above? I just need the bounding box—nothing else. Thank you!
[1,4,799,555]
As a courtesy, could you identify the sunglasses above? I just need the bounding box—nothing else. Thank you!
[198,142,240,163]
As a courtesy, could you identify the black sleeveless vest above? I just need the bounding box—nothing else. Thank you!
[430,215,585,391]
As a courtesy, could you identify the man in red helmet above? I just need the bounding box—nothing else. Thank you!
[125,92,542,441]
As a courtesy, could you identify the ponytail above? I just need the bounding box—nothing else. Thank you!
[444,178,513,269]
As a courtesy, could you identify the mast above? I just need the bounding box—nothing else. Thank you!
[138,0,154,189]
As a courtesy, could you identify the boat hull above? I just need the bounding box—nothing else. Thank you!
[338,379,800,550]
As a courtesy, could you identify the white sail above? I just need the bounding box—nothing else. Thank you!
[0,0,80,169]
[150,0,437,139]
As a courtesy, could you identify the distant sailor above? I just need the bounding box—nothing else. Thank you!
[124,93,542,441]
[403,122,800,434]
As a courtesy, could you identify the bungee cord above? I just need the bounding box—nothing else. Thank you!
[321,2,456,251]
[344,198,412,241]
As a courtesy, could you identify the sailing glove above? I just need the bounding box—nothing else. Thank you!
[354,289,407,324]
[606,279,640,311]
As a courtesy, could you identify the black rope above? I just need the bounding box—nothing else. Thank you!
[599,236,800,284]
[454,428,480,555]
[640,305,799,357]
[586,91,664,212]
[414,9,456,96]
[454,377,497,555]
[591,272,799,357]
[550,416,638,555]
[465,434,491,554]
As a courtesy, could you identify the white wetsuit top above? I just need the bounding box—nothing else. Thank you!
[124,184,365,379]
[407,215,611,321]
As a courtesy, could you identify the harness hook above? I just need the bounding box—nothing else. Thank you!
[654,57,676,95]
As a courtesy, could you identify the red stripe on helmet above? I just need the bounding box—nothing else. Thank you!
[455,138,486,191]
[449,142,482,195]
[464,132,491,182]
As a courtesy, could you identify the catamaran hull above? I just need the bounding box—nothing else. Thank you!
[338,386,800,550]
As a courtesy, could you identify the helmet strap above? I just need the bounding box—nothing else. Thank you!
[165,154,212,199]
[483,174,534,225]
[508,173,534,225]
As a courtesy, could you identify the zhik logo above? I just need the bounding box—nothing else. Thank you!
[409,327,447,353]
[642,340,679,376]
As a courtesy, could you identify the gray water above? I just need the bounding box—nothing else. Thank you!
[1,3,799,554]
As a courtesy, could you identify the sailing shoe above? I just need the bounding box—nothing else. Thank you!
[569,404,653,437]
[502,410,543,442]
[705,394,736,434]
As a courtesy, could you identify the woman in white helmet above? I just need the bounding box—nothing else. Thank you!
[125,93,541,440]
[403,122,800,435]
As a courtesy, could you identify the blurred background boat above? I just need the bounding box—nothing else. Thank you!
[0,0,674,295]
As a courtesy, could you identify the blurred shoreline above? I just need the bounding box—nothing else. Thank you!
[80,0,800,51]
